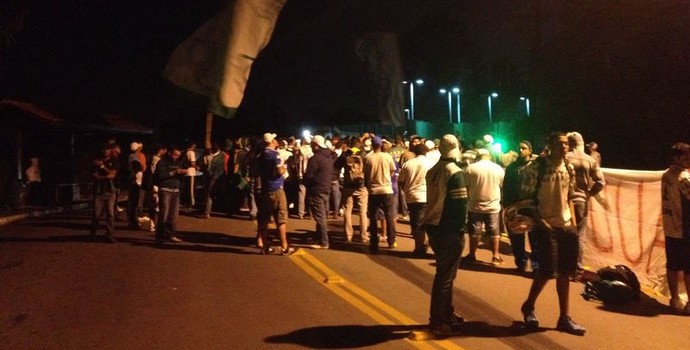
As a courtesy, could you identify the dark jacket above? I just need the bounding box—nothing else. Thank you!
[155,156,184,190]
[304,147,335,195]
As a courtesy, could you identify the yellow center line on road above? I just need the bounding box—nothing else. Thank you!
[289,250,465,350]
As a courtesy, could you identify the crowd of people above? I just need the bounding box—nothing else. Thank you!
[86,129,690,337]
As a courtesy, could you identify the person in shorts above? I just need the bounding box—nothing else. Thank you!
[257,133,295,256]
[518,132,586,335]
[661,142,690,315]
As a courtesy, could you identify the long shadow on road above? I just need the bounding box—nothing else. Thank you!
[265,324,421,349]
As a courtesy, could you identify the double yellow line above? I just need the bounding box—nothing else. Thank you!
[290,250,465,350]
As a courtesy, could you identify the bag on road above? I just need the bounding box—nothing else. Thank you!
[581,264,641,304]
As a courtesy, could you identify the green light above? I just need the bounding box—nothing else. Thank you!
[492,142,503,153]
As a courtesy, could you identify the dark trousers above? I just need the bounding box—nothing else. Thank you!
[157,190,180,239]
[127,183,141,227]
[426,224,464,326]
[92,192,116,235]
[408,202,427,252]
[308,192,330,246]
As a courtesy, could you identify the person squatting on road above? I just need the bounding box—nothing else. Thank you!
[422,134,468,337]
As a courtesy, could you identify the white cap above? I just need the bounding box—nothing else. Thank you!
[130,142,142,152]
[439,134,461,160]
[263,133,277,143]
[313,135,327,149]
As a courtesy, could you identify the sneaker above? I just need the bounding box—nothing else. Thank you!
[389,242,398,249]
[556,316,586,335]
[492,256,504,266]
[670,297,686,314]
[521,303,539,330]
[149,223,156,232]
[168,236,182,243]
[461,254,477,263]
[310,244,329,250]
[281,246,296,255]
[260,246,275,254]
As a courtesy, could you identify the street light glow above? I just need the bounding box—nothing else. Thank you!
[520,96,531,117]
[439,88,453,123]
[487,92,499,123]
[404,79,424,120]
[452,88,461,123]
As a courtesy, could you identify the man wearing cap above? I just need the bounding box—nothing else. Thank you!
[296,135,314,219]
[566,131,605,271]
[422,134,468,337]
[463,147,505,265]
[304,135,335,249]
[364,136,398,252]
[127,141,147,230]
[256,133,295,255]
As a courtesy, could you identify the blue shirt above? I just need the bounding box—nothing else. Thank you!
[259,148,284,192]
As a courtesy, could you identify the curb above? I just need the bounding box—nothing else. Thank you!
[0,203,90,227]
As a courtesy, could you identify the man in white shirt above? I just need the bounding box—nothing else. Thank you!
[463,148,505,265]
[399,143,433,257]
[364,136,397,253]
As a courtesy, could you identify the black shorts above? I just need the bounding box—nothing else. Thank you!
[534,225,579,279]
[665,237,690,272]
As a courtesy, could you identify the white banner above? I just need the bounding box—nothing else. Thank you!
[584,168,670,295]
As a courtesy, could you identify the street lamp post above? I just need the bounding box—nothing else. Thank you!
[439,89,453,123]
[487,92,498,123]
[452,87,461,123]
[520,96,530,117]
[403,79,424,120]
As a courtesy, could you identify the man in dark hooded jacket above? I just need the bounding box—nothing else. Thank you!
[304,135,335,249]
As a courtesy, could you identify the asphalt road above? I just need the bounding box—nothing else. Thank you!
[1,208,688,349]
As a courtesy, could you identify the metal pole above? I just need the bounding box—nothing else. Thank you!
[447,91,452,123]
[409,83,415,121]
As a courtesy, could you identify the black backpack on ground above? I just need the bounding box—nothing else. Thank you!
[582,264,641,304]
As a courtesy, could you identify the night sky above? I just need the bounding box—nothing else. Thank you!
[2,0,690,169]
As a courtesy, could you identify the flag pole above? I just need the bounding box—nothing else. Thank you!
[204,111,213,148]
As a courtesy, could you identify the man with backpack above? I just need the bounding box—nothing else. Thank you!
[336,137,369,243]
[519,132,586,335]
